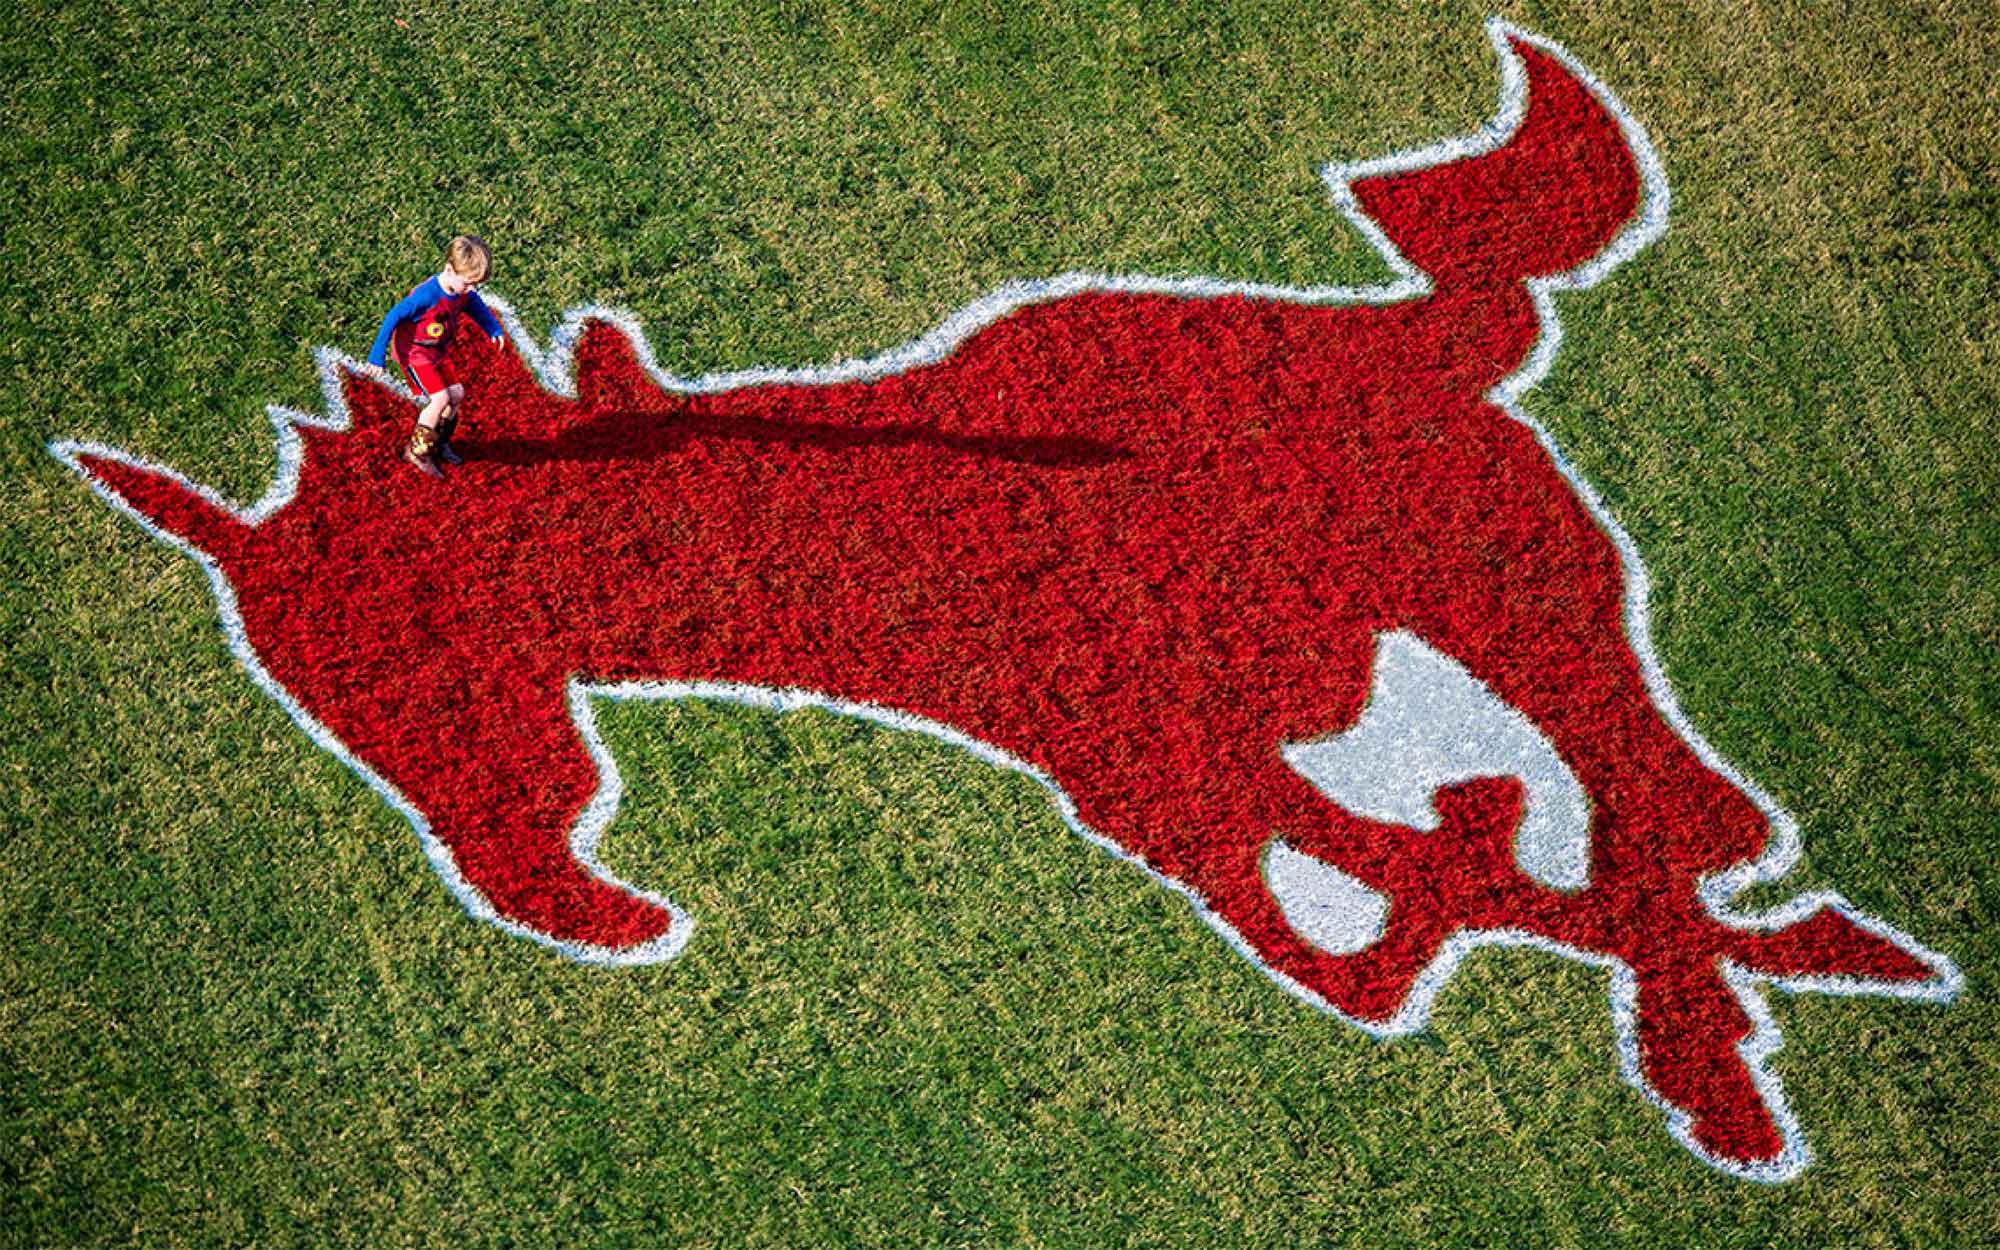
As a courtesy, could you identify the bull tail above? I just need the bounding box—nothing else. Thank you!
[54,443,251,561]
[1332,22,1661,292]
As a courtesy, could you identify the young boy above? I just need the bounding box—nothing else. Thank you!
[367,235,506,476]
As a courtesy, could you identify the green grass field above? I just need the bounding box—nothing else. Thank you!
[4,1,1996,1245]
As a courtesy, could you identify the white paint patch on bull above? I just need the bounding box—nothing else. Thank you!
[1282,630,1593,891]
[1262,839,1391,955]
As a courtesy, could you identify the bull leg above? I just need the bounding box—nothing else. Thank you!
[1622,955,1792,1170]
[1621,902,1952,1175]
[350,676,684,958]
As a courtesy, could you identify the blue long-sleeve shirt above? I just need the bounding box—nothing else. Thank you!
[367,275,503,367]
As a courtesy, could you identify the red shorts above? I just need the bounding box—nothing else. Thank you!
[390,323,459,397]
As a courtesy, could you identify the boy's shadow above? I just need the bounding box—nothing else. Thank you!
[468,409,1133,470]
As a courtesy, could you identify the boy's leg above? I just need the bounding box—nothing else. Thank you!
[405,391,448,477]
[394,340,450,477]
[437,379,467,465]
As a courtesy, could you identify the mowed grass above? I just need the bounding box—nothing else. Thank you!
[3,0,1996,1246]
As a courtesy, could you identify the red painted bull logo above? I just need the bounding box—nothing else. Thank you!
[52,22,1958,1180]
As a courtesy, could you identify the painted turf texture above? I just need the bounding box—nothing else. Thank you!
[51,24,1959,1185]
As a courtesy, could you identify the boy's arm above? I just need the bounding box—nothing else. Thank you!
[467,291,505,343]
[366,283,436,367]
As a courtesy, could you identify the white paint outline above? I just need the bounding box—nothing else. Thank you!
[45,18,1961,1181]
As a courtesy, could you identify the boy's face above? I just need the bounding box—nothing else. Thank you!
[440,266,484,297]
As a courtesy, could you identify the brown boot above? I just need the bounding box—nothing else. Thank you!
[404,422,443,477]
[436,411,463,466]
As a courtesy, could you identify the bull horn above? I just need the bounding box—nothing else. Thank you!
[50,442,249,559]
[1339,21,1650,290]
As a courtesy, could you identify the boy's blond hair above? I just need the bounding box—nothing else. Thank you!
[446,234,491,282]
